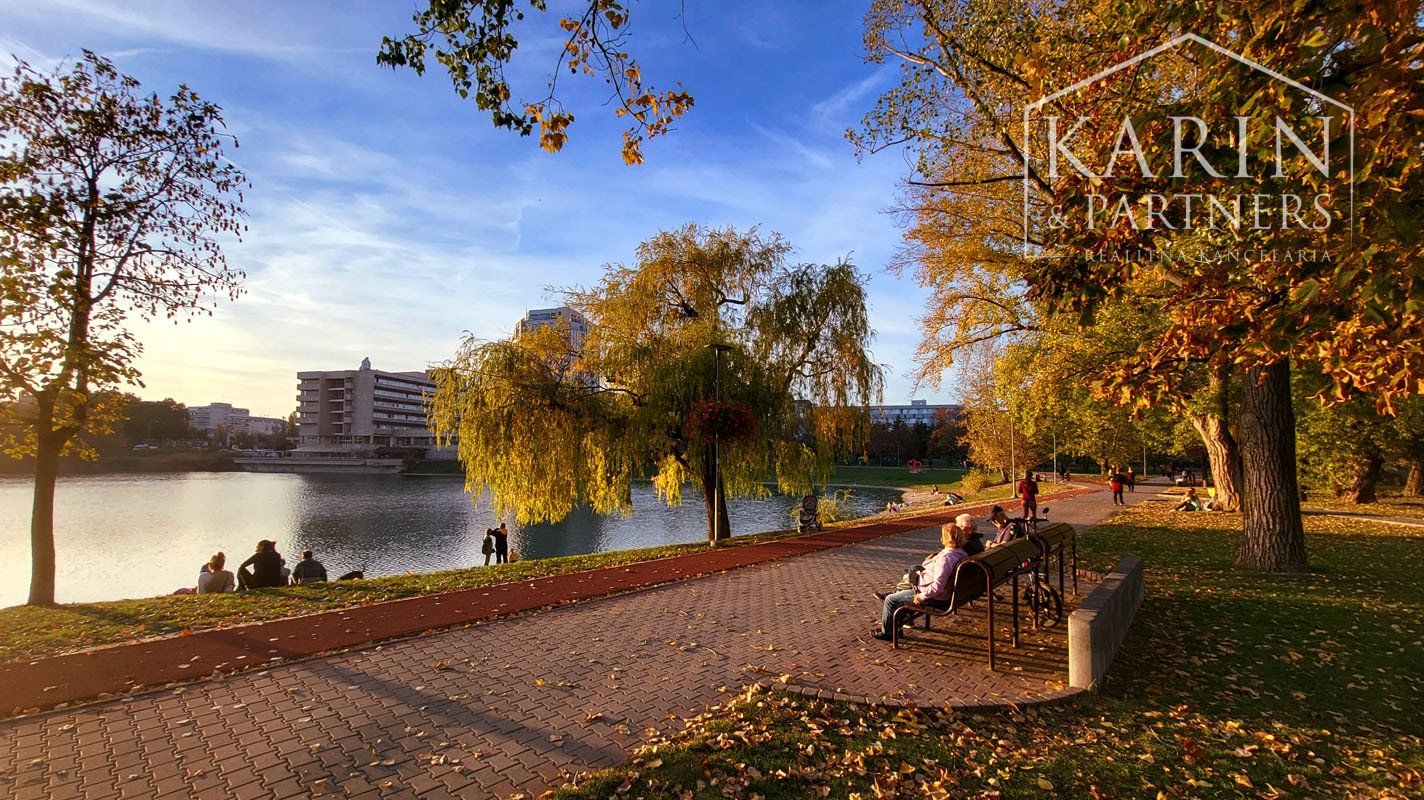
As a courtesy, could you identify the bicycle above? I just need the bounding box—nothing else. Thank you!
[1002,509,1064,628]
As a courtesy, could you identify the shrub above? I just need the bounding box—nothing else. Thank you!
[959,468,1004,496]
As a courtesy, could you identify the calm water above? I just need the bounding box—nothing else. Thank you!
[0,472,898,607]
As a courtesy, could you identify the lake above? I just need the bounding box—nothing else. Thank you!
[0,472,900,607]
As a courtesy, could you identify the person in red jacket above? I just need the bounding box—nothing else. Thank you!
[1017,471,1039,520]
[1109,468,1126,506]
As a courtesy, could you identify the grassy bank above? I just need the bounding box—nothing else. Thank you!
[0,480,1065,664]
[828,465,968,491]
[552,503,1424,799]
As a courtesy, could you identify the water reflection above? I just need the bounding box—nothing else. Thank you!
[0,473,898,606]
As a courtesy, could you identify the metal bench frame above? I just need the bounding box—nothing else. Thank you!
[890,538,1042,670]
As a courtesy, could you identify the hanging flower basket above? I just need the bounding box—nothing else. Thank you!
[689,399,757,442]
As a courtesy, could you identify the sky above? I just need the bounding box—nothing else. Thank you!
[0,0,955,419]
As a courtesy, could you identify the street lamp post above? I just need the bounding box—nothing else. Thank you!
[1052,432,1058,481]
[1009,410,1018,499]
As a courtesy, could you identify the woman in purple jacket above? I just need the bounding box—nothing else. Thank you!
[871,521,971,641]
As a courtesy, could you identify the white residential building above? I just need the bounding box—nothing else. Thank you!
[515,306,590,351]
[295,357,437,453]
[188,403,251,435]
[869,400,961,427]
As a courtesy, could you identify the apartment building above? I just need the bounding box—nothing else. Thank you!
[188,402,251,435]
[514,306,591,351]
[869,399,961,427]
[295,357,437,453]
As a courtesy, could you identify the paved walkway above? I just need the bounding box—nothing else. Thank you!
[0,483,1153,800]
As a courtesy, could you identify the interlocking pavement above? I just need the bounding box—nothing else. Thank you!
[0,484,1151,799]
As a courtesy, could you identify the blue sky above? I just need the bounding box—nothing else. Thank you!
[1,0,954,418]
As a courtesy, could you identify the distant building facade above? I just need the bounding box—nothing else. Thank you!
[515,306,590,351]
[869,399,961,427]
[188,402,251,435]
[295,357,437,453]
[247,416,288,438]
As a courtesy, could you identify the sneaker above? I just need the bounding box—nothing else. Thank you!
[869,628,893,641]
[874,591,890,600]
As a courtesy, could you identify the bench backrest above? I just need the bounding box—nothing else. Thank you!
[946,538,1040,609]
[1029,522,1076,556]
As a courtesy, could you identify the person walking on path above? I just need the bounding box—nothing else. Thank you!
[1109,468,1126,506]
[1126,466,1136,493]
[481,529,496,566]
[1017,471,1039,520]
[492,523,511,564]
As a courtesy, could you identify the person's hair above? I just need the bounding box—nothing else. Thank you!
[940,522,969,549]
[989,505,1005,519]
[209,552,225,571]
[302,550,313,560]
[1025,471,1033,481]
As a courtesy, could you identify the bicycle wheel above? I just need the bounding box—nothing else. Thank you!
[1023,582,1063,628]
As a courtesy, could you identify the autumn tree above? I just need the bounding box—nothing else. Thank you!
[379,0,693,164]
[860,0,1424,571]
[0,54,246,605]
[429,225,882,543]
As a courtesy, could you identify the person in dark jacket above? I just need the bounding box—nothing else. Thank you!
[291,550,327,584]
[237,540,286,589]
[491,523,510,564]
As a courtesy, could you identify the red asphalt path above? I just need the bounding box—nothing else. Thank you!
[0,488,1093,717]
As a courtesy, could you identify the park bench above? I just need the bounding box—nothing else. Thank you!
[891,537,1042,670]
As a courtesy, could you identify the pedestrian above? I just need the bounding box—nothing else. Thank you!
[1126,466,1136,493]
[1109,468,1126,506]
[1017,471,1039,520]
[492,523,510,565]
[481,528,496,566]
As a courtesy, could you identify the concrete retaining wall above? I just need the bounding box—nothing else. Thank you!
[1068,555,1144,692]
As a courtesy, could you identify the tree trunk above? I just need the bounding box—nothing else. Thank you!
[1236,360,1307,572]
[1334,452,1384,504]
[701,444,731,545]
[1404,459,1424,498]
[1189,367,1242,512]
[29,432,62,606]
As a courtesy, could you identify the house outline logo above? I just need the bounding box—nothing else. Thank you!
[1020,32,1355,254]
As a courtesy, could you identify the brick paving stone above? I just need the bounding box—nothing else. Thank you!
[0,484,1161,799]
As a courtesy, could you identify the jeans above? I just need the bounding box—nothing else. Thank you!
[879,589,917,634]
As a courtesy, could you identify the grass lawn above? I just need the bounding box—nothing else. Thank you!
[1302,490,1424,521]
[829,464,968,491]
[551,502,1424,799]
[0,479,1059,664]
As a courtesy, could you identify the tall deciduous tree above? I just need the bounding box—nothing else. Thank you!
[429,225,882,543]
[860,0,1424,571]
[0,54,246,605]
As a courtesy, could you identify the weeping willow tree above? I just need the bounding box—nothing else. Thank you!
[429,225,884,543]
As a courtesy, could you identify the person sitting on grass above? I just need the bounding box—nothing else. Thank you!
[237,539,286,590]
[197,552,234,594]
[870,521,971,641]
[291,549,328,584]
[1173,487,1203,512]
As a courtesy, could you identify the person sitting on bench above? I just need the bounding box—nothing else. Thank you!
[871,520,971,641]
[988,505,1019,544]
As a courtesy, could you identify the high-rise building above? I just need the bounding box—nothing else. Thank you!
[515,306,590,351]
[869,399,961,427]
[294,357,437,453]
[188,402,251,435]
